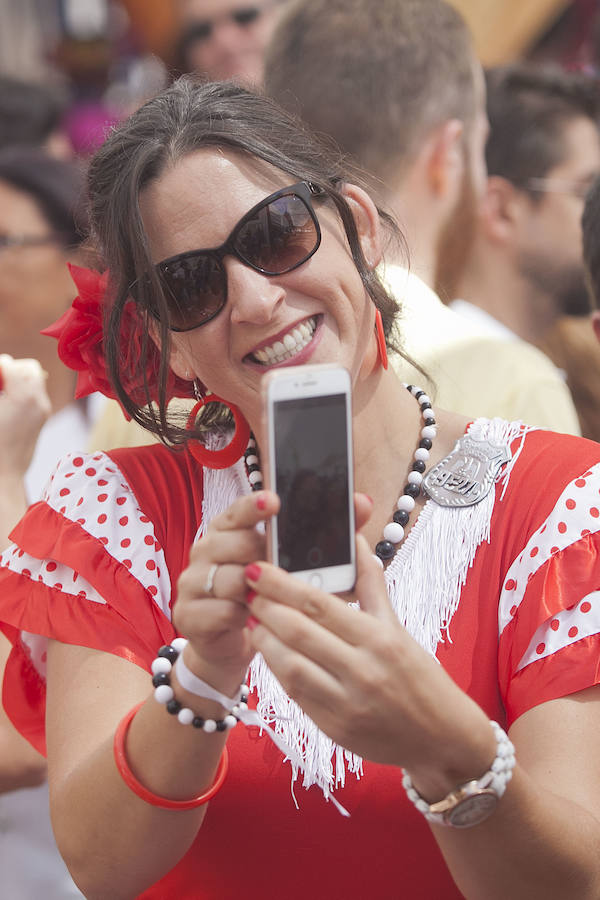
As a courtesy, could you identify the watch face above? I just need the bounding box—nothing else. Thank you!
[446,791,497,828]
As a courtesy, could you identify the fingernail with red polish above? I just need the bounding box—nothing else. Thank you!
[256,494,267,510]
[246,615,259,631]
[245,563,261,582]
[246,588,257,605]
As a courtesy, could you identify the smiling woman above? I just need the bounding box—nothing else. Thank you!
[0,76,599,900]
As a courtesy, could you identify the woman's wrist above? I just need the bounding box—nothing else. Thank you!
[169,642,249,719]
[404,714,498,804]
[403,721,516,828]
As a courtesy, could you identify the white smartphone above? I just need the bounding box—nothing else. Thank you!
[263,363,356,593]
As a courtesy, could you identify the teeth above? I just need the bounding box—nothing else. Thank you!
[253,317,317,365]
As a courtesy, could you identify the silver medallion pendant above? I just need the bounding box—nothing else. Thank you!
[423,433,511,507]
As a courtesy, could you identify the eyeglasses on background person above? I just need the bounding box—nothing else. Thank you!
[525,175,600,201]
[0,232,61,251]
[143,181,324,332]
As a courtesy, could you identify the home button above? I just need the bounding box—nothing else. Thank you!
[309,572,323,588]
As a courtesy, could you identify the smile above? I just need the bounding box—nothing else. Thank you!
[249,316,318,365]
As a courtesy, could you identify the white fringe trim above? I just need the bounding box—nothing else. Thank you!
[196,431,252,543]
[198,419,529,808]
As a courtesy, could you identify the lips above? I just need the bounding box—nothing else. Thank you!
[248,316,318,366]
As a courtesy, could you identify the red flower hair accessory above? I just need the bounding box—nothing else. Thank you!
[42,263,190,416]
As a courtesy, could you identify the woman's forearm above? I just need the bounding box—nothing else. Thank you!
[47,646,243,899]
[434,764,600,900]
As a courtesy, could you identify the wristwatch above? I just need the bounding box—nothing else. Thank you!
[426,780,499,828]
[402,720,516,829]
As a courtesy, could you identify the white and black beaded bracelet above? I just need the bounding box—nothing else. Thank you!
[150,641,249,733]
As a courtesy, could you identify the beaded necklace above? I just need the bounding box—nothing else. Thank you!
[242,383,436,567]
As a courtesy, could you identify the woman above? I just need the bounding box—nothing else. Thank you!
[0,78,599,899]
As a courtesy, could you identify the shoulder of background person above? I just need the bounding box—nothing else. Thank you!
[384,263,509,360]
[391,334,582,436]
[538,316,600,442]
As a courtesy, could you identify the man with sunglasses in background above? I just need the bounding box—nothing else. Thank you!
[450,64,600,433]
[175,0,287,86]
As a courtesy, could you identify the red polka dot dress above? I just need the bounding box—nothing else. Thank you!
[0,425,599,898]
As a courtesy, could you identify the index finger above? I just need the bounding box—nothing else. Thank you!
[207,489,280,535]
[243,560,370,648]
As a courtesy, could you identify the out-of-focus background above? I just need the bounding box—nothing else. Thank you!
[0,0,598,161]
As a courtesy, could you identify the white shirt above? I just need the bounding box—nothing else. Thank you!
[383,265,581,433]
[449,299,519,342]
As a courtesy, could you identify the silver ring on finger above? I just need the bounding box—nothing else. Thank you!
[204,563,219,597]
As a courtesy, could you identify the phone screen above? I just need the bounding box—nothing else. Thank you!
[273,393,352,572]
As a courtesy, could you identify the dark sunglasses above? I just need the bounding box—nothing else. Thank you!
[147,181,324,332]
[181,5,264,47]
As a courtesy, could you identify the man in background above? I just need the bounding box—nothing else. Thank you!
[264,0,580,431]
[452,64,600,345]
[174,0,287,86]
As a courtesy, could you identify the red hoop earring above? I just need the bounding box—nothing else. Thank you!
[374,308,388,370]
[186,394,251,469]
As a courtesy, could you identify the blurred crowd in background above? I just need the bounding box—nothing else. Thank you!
[1,0,600,161]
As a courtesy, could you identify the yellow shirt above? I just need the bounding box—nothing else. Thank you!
[384,265,581,434]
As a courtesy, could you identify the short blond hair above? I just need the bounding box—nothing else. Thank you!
[265,0,477,184]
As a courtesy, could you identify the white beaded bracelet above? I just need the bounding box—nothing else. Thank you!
[402,720,516,828]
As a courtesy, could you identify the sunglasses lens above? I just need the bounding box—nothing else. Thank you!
[159,253,225,330]
[235,194,319,275]
[233,7,261,26]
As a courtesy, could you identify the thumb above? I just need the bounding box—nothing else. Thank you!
[353,533,395,621]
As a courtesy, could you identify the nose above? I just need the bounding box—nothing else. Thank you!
[226,256,285,325]
[212,17,250,53]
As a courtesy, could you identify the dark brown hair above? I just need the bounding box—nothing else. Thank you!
[0,146,85,247]
[86,76,404,445]
[485,63,600,195]
[0,76,68,151]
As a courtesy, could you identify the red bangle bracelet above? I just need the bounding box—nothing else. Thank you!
[113,701,229,810]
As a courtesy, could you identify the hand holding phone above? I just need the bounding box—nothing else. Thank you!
[263,364,356,594]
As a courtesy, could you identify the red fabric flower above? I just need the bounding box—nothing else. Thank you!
[42,263,190,417]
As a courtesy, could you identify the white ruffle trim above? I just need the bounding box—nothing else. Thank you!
[198,419,529,809]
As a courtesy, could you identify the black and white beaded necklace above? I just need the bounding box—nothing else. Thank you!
[243,383,436,567]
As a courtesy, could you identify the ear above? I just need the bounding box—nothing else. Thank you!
[425,119,464,197]
[339,183,383,268]
[592,310,600,344]
[479,175,521,246]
